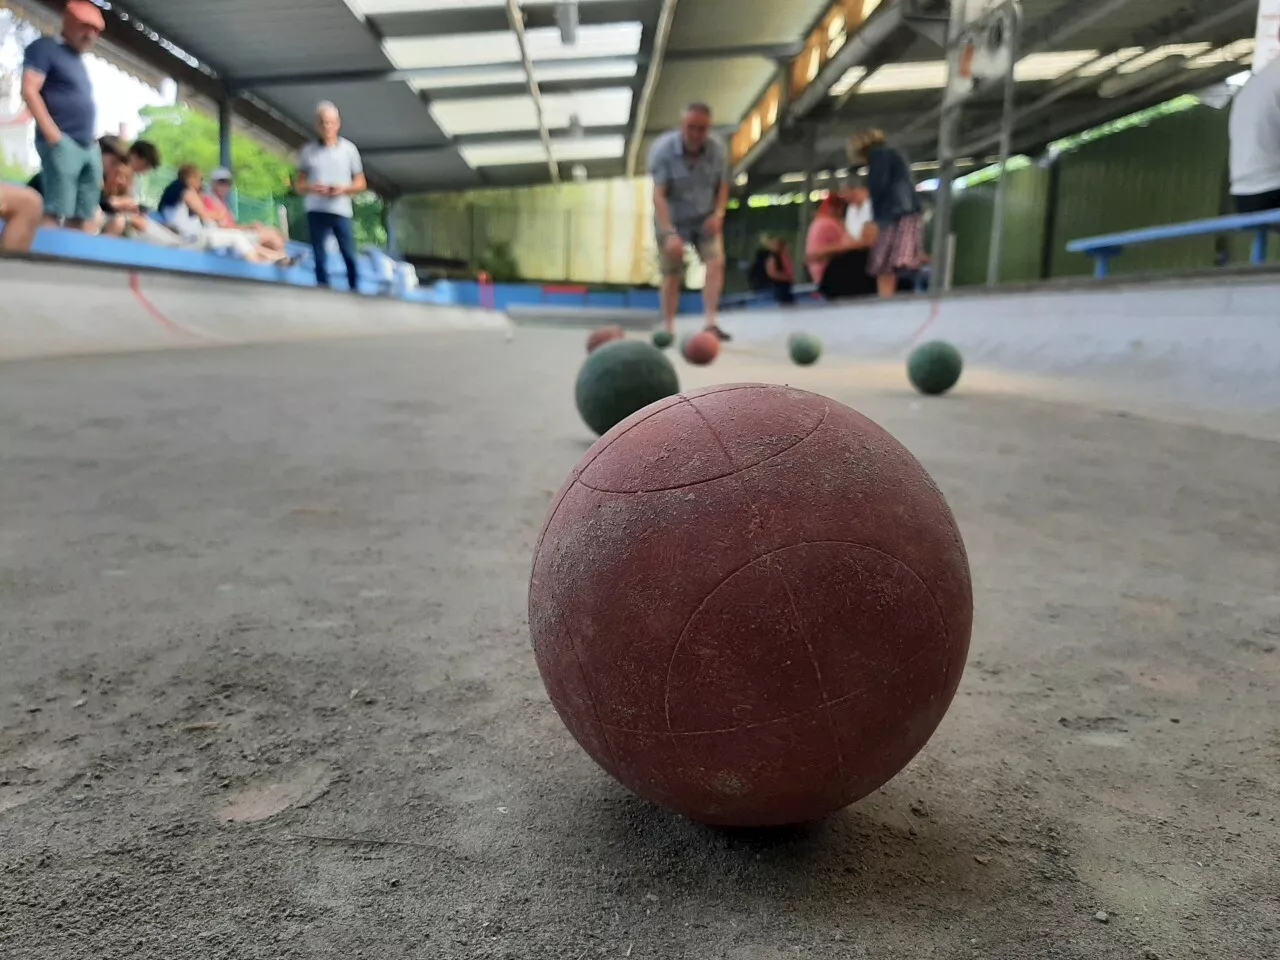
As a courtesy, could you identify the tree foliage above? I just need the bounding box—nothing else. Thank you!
[138,103,293,197]
[138,103,386,247]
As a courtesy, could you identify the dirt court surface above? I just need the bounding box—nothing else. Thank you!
[2,326,1277,959]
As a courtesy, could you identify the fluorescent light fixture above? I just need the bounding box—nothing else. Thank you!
[527,21,642,60]
[408,58,638,91]
[411,67,528,90]
[459,141,550,166]
[542,88,632,128]
[830,51,1102,96]
[429,87,631,136]
[385,22,640,70]
[1189,38,1255,70]
[1114,43,1211,75]
[385,31,519,69]
[830,65,867,96]
[348,0,634,13]
[552,135,624,161]
[431,95,540,135]
[460,134,623,167]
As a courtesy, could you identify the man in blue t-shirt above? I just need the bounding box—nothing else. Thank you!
[21,1,104,229]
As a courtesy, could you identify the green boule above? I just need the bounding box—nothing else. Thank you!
[907,340,963,396]
[788,333,822,366]
[575,339,681,435]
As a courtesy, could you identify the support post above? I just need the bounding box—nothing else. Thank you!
[986,9,1021,287]
[1251,226,1268,264]
[217,89,233,170]
[796,129,817,282]
[929,1,965,297]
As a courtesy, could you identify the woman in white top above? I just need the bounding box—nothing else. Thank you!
[157,164,287,265]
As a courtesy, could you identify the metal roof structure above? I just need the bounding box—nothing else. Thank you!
[739,0,1259,192]
[10,1,1263,197]
[42,0,832,196]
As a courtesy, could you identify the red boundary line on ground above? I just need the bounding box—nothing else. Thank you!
[128,271,208,341]
[907,300,940,346]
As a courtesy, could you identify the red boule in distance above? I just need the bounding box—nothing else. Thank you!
[528,384,972,827]
[682,330,719,365]
[586,325,625,353]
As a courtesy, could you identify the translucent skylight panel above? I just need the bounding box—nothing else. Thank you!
[431,95,540,135]
[408,58,636,92]
[460,134,623,167]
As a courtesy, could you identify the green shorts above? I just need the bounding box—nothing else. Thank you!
[657,227,725,276]
[35,136,103,222]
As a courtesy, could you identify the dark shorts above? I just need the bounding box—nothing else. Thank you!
[1233,189,1280,214]
[818,249,878,301]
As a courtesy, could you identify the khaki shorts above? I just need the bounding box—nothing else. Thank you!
[657,228,724,276]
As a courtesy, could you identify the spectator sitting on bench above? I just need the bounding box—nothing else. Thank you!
[805,191,877,301]
[29,135,161,236]
[98,138,160,236]
[747,234,796,304]
[202,168,289,257]
[0,182,42,253]
[157,164,289,265]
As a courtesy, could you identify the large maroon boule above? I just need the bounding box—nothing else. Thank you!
[528,383,972,827]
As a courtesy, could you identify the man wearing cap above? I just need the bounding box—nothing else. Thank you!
[203,167,289,257]
[21,1,104,231]
[295,101,366,292]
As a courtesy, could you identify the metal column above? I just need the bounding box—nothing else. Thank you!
[796,129,817,282]
[928,1,966,296]
[217,90,233,170]
[986,14,1020,287]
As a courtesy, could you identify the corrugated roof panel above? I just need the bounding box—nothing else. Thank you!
[253,80,451,149]
[664,0,832,51]
[115,0,392,77]
[647,58,775,131]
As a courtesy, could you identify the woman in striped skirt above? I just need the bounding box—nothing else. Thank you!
[849,129,925,298]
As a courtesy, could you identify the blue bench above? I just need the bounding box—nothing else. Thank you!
[1067,210,1280,278]
[721,283,818,308]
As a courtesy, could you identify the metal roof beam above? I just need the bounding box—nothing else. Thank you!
[949,0,1256,156]
[732,1,913,180]
[21,0,310,149]
[505,0,559,183]
[625,0,679,177]
[230,44,799,93]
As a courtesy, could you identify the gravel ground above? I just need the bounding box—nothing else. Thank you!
[1,327,1277,959]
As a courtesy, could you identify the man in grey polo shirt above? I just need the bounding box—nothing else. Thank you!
[648,102,731,341]
[296,101,367,292]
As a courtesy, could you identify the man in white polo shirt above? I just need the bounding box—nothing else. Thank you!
[296,101,367,292]
[1229,32,1280,213]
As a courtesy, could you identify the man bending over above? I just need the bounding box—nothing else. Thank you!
[648,102,731,341]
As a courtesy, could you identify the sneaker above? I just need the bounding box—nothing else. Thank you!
[708,325,732,342]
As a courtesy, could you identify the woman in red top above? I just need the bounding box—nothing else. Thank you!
[804,192,878,301]
[203,167,289,256]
